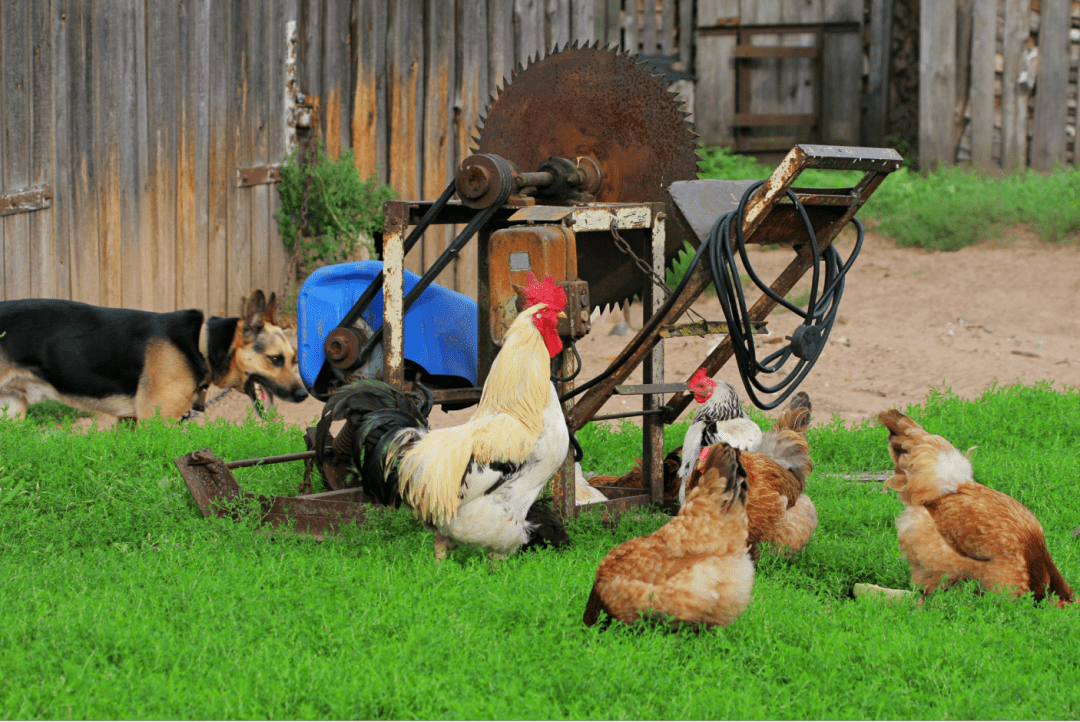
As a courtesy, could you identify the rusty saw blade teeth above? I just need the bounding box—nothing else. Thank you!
[476,44,700,312]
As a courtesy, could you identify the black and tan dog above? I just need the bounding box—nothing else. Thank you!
[0,290,307,421]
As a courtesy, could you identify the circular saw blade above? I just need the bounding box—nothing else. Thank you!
[476,44,700,312]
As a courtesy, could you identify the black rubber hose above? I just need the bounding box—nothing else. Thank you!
[710,182,863,409]
[559,181,863,411]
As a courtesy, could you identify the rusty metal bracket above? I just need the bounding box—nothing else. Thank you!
[174,447,368,536]
[0,185,52,217]
[238,164,283,187]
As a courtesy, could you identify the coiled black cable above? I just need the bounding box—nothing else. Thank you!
[710,181,863,409]
[559,181,863,410]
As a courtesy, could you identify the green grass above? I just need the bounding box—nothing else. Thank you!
[2,382,1079,719]
[696,146,1080,251]
[24,400,94,426]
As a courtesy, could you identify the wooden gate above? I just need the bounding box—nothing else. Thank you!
[694,0,864,150]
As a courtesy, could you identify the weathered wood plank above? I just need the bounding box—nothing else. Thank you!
[322,0,350,157]
[30,0,58,299]
[133,0,152,309]
[623,0,638,53]
[66,0,102,305]
[489,0,515,95]
[515,0,546,64]
[207,0,229,315]
[695,0,739,146]
[968,0,995,167]
[781,0,822,146]
[455,0,488,298]
[570,0,596,46]
[353,0,388,183]
[423,0,454,284]
[146,0,177,311]
[93,0,123,307]
[953,0,973,153]
[660,0,675,54]
[387,0,423,273]
[226,0,252,314]
[548,0,571,50]
[821,0,861,145]
[2,1,32,301]
[300,0,324,145]
[642,0,658,54]
[602,0,621,48]
[268,0,296,298]
[248,0,272,297]
[678,0,692,65]
[864,0,893,147]
[0,10,6,299]
[1031,0,1071,170]
[1001,0,1029,169]
[177,0,211,311]
[49,0,72,301]
[743,1,782,149]
[918,0,956,169]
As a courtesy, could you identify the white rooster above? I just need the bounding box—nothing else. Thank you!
[315,273,571,561]
[677,369,762,505]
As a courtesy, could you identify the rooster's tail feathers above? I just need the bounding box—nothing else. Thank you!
[316,380,430,506]
[772,393,811,434]
[522,498,570,552]
[876,409,924,439]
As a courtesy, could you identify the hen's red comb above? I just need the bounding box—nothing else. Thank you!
[523,272,567,312]
[689,368,717,390]
[699,446,711,463]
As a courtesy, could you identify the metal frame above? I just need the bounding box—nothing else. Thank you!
[176,144,903,533]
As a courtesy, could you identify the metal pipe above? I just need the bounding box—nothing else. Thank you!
[224,450,319,469]
[589,408,668,422]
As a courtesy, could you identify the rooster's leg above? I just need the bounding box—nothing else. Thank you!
[433,535,451,564]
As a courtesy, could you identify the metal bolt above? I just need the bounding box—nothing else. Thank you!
[458,165,490,199]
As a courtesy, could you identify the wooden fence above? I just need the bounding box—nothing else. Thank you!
[694,0,864,150]
[1,0,885,314]
[919,0,1080,171]
[0,0,706,311]
[0,0,303,316]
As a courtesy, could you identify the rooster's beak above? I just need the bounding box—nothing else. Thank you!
[557,311,567,318]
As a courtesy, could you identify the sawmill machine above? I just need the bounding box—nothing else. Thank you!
[176,44,901,530]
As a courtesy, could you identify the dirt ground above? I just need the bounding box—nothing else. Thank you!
[153,227,1080,432]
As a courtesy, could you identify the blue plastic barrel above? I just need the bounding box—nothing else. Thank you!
[297,261,478,389]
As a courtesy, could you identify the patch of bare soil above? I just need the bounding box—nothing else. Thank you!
[133,228,1080,433]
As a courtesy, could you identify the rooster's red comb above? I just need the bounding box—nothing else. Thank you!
[523,273,567,312]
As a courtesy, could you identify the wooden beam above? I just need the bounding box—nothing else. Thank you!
[968,0,995,167]
[1030,0,1071,170]
[864,0,894,147]
[918,0,956,169]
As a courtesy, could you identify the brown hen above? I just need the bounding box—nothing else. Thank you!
[587,448,683,499]
[878,409,1074,603]
[583,443,754,630]
[685,391,817,560]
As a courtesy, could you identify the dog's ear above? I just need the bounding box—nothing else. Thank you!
[242,290,267,336]
[263,292,278,326]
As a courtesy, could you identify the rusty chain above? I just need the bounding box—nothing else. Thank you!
[609,219,705,325]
